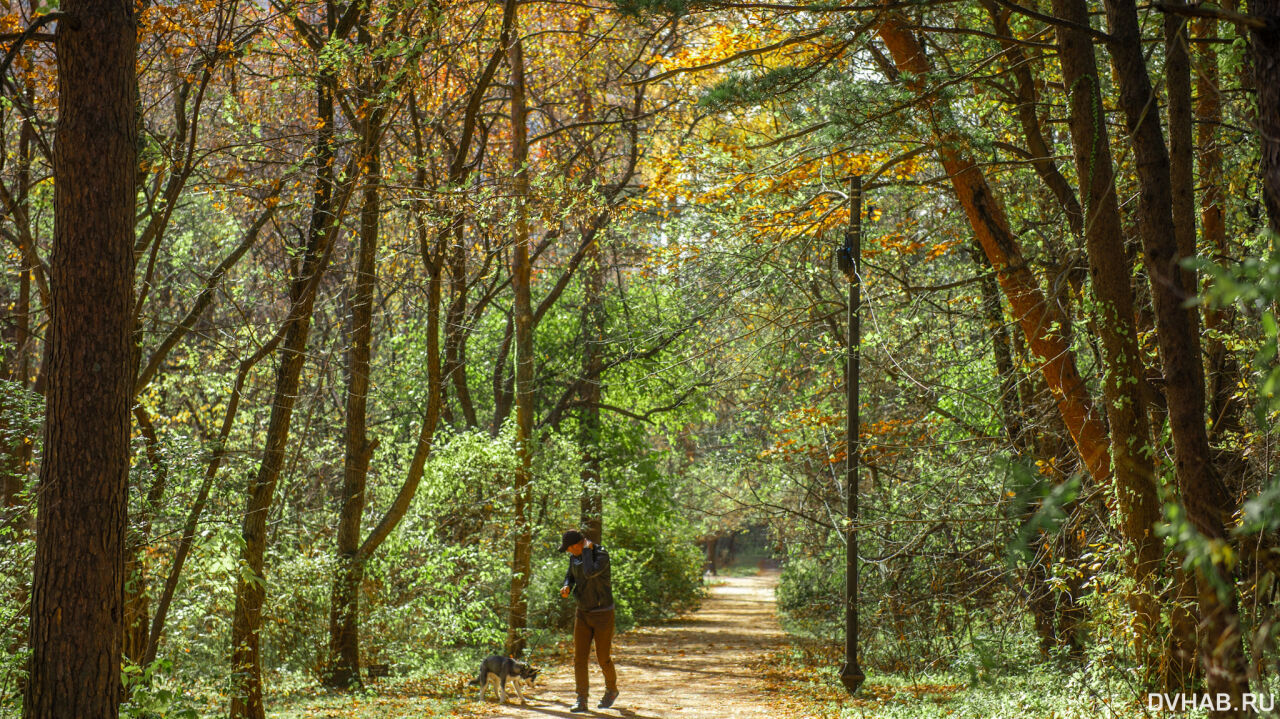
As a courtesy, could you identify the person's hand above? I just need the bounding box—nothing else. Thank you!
[560,585,571,598]
[583,539,592,549]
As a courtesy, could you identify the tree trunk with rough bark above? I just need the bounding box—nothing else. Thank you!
[875,11,1113,490]
[229,71,344,719]
[1102,0,1250,706]
[506,26,535,659]
[25,0,137,715]
[326,14,386,685]
[1050,0,1188,681]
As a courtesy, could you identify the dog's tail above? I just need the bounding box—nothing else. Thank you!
[468,667,488,687]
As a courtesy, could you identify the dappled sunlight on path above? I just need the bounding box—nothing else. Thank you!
[456,572,785,719]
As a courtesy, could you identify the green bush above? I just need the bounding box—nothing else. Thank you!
[607,523,705,627]
[776,552,842,637]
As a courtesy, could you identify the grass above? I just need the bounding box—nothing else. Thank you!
[749,639,1280,719]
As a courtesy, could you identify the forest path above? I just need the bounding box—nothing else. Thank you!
[455,572,786,719]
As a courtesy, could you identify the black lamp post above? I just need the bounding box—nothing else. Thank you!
[837,175,865,695]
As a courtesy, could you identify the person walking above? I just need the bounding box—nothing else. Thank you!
[558,529,618,712]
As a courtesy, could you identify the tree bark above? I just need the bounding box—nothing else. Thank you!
[25,0,137,715]
[1252,1,1280,233]
[1050,0,1182,679]
[875,12,1113,490]
[1102,0,1250,706]
[229,71,349,719]
[506,25,535,659]
[579,234,605,545]
[327,13,385,686]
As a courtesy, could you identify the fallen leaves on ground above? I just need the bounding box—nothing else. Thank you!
[748,647,964,719]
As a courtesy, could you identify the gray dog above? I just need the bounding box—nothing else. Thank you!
[468,655,540,704]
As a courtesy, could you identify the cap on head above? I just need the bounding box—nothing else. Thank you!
[557,529,585,552]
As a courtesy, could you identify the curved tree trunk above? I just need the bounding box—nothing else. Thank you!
[1102,0,1250,707]
[875,11,1113,489]
[229,70,350,719]
[1050,0,1185,681]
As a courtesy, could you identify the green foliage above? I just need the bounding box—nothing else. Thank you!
[1001,459,1081,566]
[613,0,691,18]
[1239,474,1280,536]
[1194,233,1280,422]
[608,521,706,626]
[120,660,200,719]
[701,67,812,110]
[776,550,842,636]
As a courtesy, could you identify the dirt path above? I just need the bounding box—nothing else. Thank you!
[456,572,786,719]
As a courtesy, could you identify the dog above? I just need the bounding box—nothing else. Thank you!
[468,654,539,704]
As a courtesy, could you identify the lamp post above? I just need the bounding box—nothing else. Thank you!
[837,175,865,695]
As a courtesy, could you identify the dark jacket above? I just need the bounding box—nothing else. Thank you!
[563,544,613,612]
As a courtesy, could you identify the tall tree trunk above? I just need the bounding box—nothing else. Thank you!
[875,12,1113,489]
[579,235,605,545]
[1050,0,1186,681]
[327,34,383,686]
[229,72,347,719]
[1195,15,1247,493]
[1102,0,1250,707]
[25,0,137,715]
[1252,1,1280,233]
[1,111,35,535]
[505,25,535,659]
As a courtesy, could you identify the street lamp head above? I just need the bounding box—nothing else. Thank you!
[837,243,855,278]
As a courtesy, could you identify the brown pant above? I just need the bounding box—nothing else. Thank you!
[573,608,617,700]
